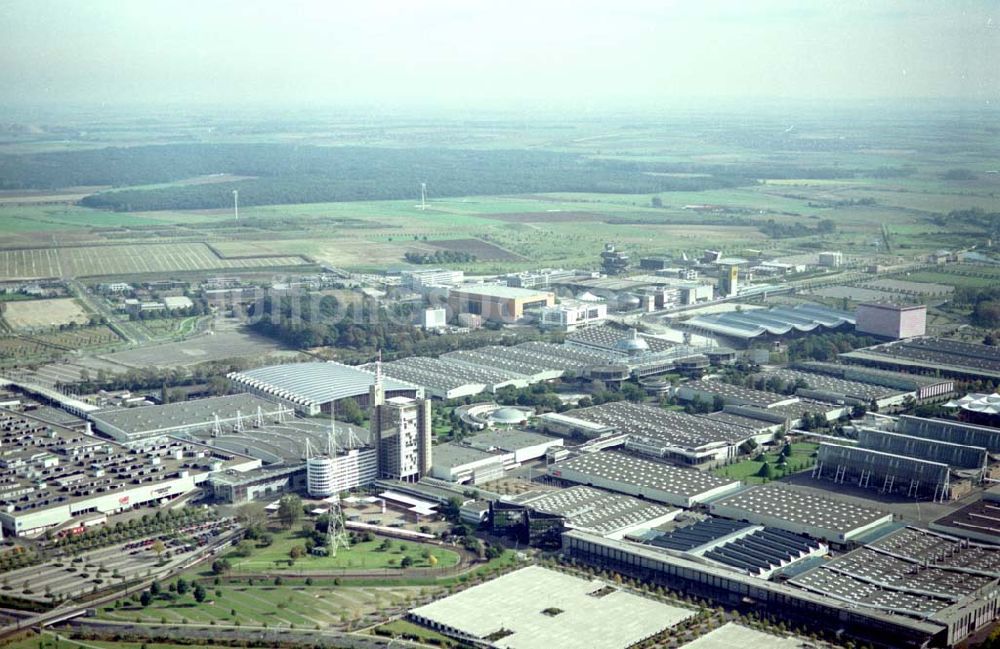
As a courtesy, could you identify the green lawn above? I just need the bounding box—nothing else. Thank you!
[227,530,460,573]
[99,583,426,629]
[714,442,818,484]
[0,632,198,649]
[372,619,458,646]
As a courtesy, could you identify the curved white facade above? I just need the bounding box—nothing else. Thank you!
[307,457,336,497]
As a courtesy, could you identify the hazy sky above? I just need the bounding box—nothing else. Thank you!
[1,0,997,110]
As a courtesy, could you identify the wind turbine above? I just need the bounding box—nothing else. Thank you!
[233,190,239,222]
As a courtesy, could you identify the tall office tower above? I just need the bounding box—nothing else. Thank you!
[370,358,432,481]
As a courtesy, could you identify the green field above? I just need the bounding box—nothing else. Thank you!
[1,634,201,649]
[227,530,460,573]
[714,442,819,484]
[0,242,311,280]
[99,583,424,629]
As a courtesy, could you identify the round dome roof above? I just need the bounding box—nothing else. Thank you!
[491,407,529,424]
[614,329,649,353]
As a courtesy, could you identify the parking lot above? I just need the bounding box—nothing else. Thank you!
[2,520,237,603]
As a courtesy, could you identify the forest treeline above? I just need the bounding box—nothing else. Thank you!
[0,144,753,211]
[0,143,888,212]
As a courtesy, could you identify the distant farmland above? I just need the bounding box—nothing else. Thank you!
[0,242,312,280]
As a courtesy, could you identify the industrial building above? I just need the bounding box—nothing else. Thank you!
[447,284,555,322]
[680,303,855,346]
[511,486,679,539]
[0,408,260,537]
[675,380,799,409]
[794,361,955,401]
[227,361,421,416]
[89,394,292,442]
[818,251,843,267]
[409,565,692,649]
[555,401,771,465]
[856,427,988,471]
[855,303,927,339]
[896,414,1000,453]
[504,268,583,288]
[643,516,827,578]
[400,268,464,290]
[562,530,954,648]
[813,443,953,502]
[749,367,916,409]
[931,488,1000,543]
[841,337,1000,382]
[538,299,607,331]
[370,356,525,400]
[708,485,893,543]
[463,429,563,464]
[430,443,506,484]
[790,527,1000,636]
[548,451,742,507]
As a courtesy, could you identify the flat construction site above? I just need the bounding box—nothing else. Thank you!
[0,242,310,280]
[2,297,88,329]
[409,565,693,649]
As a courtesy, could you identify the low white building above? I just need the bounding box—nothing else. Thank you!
[421,307,447,330]
[539,300,607,332]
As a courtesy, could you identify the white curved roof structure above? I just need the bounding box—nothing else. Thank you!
[685,303,855,340]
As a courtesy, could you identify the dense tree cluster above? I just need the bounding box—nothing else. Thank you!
[403,250,476,264]
[757,218,836,239]
[783,332,878,362]
[247,292,551,358]
[0,143,754,210]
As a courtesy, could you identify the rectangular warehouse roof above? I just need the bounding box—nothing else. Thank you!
[89,394,290,441]
[517,485,678,538]
[408,565,693,649]
[450,284,554,300]
[548,451,741,507]
[709,485,893,542]
[566,401,755,451]
[228,361,419,408]
[841,337,1000,381]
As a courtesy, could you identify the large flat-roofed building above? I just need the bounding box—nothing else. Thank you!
[0,409,260,537]
[89,394,292,442]
[750,367,914,409]
[560,401,766,465]
[228,361,422,416]
[675,381,799,409]
[790,529,1000,634]
[548,451,742,507]
[855,302,926,339]
[448,284,555,322]
[857,427,988,470]
[813,442,953,502]
[708,485,893,543]
[642,516,827,579]
[401,268,464,290]
[430,442,506,485]
[514,486,680,539]
[408,565,694,649]
[841,337,1000,382]
[538,300,607,332]
[931,490,1000,543]
[794,361,955,401]
[562,531,948,648]
[464,429,563,465]
[897,414,1000,453]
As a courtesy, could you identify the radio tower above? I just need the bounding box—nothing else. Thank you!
[326,497,351,557]
[419,182,427,211]
[233,189,239,222]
